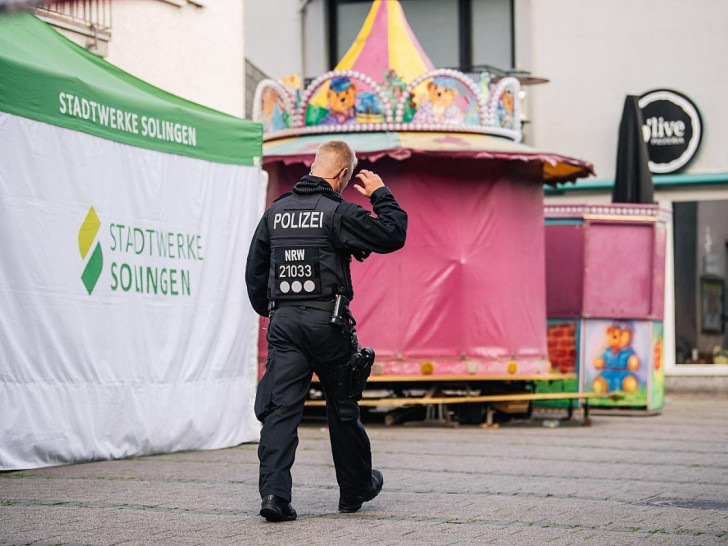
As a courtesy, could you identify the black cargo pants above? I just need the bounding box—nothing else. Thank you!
[254,304,372,503]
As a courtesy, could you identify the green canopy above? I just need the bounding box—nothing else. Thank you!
[0,13,261,165]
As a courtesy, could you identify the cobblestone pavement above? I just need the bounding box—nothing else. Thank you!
[2,394,727,545]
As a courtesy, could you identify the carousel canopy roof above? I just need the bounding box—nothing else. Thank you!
[264,131,593,184]
[254,0,593,184]
[331,0,434,93]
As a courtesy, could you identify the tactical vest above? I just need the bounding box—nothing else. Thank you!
[266,192,352,302]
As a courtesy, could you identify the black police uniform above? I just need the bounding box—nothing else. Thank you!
[245,174,407,507]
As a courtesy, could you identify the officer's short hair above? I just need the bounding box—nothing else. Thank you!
[317,140,358,175]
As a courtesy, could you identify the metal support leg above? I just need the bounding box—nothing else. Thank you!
[565,398,575,421]
[583,399,592,426]
[479,406,500,429]
[441,404,457,428]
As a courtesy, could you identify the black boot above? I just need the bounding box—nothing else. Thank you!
[260,494,297,522]
[338,469,384,513]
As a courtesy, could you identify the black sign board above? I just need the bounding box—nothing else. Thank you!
[638,89,702,174]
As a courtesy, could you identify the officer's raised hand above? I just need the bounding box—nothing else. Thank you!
[353,169,385,197]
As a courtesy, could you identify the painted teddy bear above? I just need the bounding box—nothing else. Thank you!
[412,76,464,125]
[320,76,357,126]
[593,321,640,394]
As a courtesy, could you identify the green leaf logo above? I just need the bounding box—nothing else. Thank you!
[79,207,103,295]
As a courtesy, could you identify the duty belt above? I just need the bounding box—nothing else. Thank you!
[273,299,336,312]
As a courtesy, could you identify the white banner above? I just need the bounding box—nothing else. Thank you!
[0,112,266,470]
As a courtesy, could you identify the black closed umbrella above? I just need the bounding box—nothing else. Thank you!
[612,95,654,204]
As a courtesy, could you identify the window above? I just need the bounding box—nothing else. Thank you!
[329,0,514,73]
[673,200,728,364]
[471,0,513,70]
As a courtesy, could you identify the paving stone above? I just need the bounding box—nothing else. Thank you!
[1,395,727,545]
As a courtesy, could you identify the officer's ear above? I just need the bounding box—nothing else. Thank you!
[336,168,349,194]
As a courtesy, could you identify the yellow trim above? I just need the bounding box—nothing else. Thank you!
[310,373,576,383]
[582,214,659,223]
[305,391,615,407]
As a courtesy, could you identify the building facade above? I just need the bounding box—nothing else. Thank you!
[37,0,246,118]
[529,0,728,387]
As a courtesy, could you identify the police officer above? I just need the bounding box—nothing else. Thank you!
[245,140,407,521]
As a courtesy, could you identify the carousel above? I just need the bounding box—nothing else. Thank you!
[252,0,599,424]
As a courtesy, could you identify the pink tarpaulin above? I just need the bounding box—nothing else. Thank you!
[260,155,550,378]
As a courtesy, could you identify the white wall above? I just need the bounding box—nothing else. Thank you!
[513,0,532,72]
[526,0,728,179]
[107,0,245,118]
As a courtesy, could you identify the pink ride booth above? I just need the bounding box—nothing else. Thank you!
[544,204,669,412]
[263,147,587,381]
[254,0,593,416]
